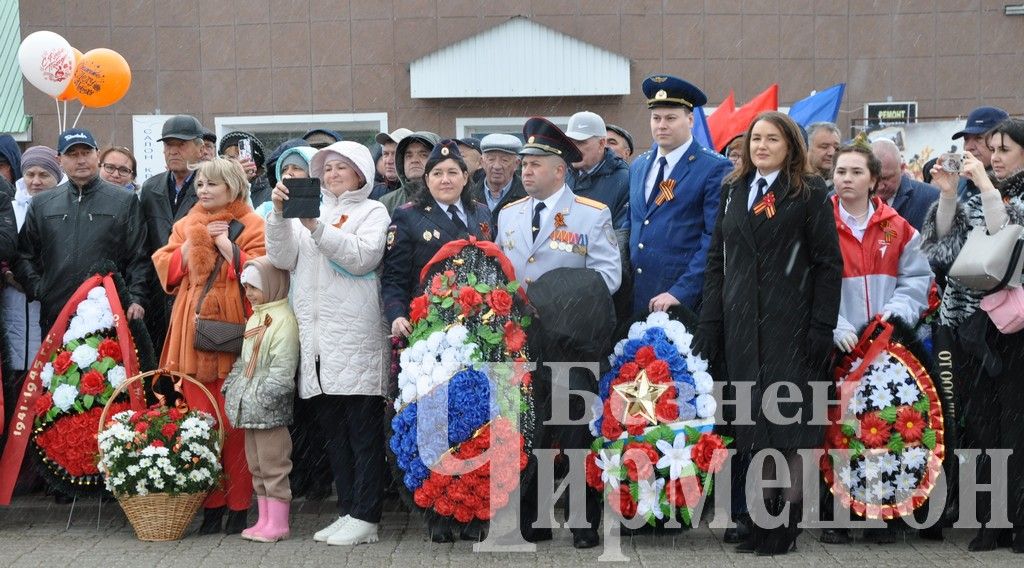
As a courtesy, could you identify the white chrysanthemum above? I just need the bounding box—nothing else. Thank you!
[613,339,627,357]
[902,447,928,471]
[107,365,127,389]
[686,354,708,373]
[879,452,900,475]
[399,349,415,366]
[646,311,670,327]
[868,387,894,410]
[861,457,882,480]
[52,383,78,411]
[86,286,107,301]
[126,465,140,476]
[895,382,920,406]
[40,363,55,389]
[894,470,918,496]
[838,465,856,488]
[439,347,461,367]
[848,390,868,415]
[430,365,450,386]
[445,325,469,346]
[627,322,648,341]
[425,331,445,352]
[135,480,149,496]
[695,394,717,418]
[71,344,99,370]
[692,371,713,395]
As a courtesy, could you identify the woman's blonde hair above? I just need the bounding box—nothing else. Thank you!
[192,157,250,202]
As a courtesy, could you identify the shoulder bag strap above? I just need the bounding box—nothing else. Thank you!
[195,256,226,317]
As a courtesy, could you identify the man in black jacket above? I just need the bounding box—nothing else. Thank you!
[470,133,527,227]
[15,129,149,332]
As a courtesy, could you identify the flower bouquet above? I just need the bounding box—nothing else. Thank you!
[98,369,223,541]
[822,317,945,519]
[587,311,730,527]
[389,239,534,526]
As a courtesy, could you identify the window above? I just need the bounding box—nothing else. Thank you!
[455,116,571,141]
[214,112,389,151]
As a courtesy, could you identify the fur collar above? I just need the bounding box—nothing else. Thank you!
[183,200,253,281]
[998,168,1024,200]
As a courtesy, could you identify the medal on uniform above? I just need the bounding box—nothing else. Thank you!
[553,212,566,229]
[654,179,676,206]
[433,230,441,239]
[753,193,776,219]
[423,230,432,241]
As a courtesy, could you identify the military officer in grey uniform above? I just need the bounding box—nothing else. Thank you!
[496,118,621,294]
[497,117,619,550]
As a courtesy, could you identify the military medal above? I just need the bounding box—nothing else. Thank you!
[654,179,676,206]
[423,230,432,241]
[433,230,441,239]
[753,193,776,219]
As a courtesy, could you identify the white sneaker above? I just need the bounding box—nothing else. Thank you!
[326,517,379,546]
[314,515,350,542]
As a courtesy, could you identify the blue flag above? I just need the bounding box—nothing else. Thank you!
[692,106,714,149]
[788,83,845,127]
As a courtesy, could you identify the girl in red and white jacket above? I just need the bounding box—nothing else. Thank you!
[831,144,933,352]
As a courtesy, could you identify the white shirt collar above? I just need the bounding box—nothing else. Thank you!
[435,198,464,217]
[658,137,693,170]
[536,185,566,211]
[838,199,874,231]
[752,169,781,190]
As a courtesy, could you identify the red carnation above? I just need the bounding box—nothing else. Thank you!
[487,288,514,316]
[893,406,925,443]
[409,294,430,323]
[134,421,149,433]
[609,484,637,518]
[53,351,73,375]
[34,392,53,415]
[618,362,640,382]
[666,475,702,508]
[601,410,624,440]
[97,338,122,362]
[646,360,671,384]
[859,411,891,448]
[623,442,659,481]
[168,408,183,421]
[151,439,165,448]
[503,321,527,353]
[625,417,646,436]
[414,488,433,508]
[457,286,483,316]
[80,370,106,396]
[655,395,679,422]
[161,423,179,438]
[691,433,728,473]
[634,346,656,369]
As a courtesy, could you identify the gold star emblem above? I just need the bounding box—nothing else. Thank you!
[612,369,670,426]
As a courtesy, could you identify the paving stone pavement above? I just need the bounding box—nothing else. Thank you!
[0,495,1020,567]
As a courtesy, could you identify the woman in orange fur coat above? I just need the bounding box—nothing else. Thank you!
[153,157,266,535]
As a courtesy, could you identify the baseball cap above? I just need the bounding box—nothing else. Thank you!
[158,115,204,142]
[952,106,1009,139]
[564,111,607,141]
[375,128,413,145]
[57,128,99,154]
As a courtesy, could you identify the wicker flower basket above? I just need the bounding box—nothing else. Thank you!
[98,369,224,542]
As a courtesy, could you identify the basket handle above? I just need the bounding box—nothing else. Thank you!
[97,369,226,461]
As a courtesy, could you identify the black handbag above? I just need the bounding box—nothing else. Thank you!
[193,244,246,354]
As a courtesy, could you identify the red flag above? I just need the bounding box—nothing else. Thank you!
[705,90,736,152]
[715,84,779,151]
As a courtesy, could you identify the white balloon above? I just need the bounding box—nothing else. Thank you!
[17,31,75,97]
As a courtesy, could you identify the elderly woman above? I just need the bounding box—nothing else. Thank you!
[922,118,1024,552]
[153,157,266,535]
[266,141,390,547]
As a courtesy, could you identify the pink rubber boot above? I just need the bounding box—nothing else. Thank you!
[250,498,290,543]
[240,497,267,540]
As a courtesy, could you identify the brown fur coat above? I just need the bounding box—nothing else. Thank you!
[152,199,266,382]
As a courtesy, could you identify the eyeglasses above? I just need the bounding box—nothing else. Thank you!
[101,163,134,176]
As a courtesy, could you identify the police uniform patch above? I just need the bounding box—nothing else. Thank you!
[386,226,397,250]
[603,222,617,247]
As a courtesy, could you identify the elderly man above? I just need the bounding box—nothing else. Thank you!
[871,139,939,231]
[806,122,841,188]
[606,124,634,162]
[15,128,149,332]
[470,133,527,227]
[564,111,630,229]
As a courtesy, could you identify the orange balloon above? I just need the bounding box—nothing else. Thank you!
[56,48,82,102]
[71,48,131,108]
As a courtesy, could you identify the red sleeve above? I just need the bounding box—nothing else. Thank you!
[166,249,188,286]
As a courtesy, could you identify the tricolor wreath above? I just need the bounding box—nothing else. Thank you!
[389,239,534,525]
[587,311,729,526]
[822,317,945,519]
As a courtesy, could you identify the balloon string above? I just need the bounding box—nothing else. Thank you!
[63,100,68,131]
[54,98,61,134]
[71,105,85,129]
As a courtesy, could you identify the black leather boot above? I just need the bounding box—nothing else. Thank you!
[198,506,226,535]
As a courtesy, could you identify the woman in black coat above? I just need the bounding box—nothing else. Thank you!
[698,111,843,556]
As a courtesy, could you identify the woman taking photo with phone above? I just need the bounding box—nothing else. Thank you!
[265,141,390,547]
[153,157,266,534]
[921,118,1024,552]
[698,111,842,556]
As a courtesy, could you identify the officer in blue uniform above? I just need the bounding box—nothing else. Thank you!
[627,74,732,314]
[497,117,619,550]
[381,140,492,343]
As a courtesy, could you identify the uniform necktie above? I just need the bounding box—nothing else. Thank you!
[647,156,668,207]
[751,178,768,212]
[532,202,546,241]
[447,204,468,234]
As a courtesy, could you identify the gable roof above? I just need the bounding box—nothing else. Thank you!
[410,16,630,99]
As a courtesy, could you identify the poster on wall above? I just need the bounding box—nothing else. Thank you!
[132,114,172,182]
[866,120,965,181]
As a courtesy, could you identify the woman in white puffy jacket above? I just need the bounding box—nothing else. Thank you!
[266,141,390,547]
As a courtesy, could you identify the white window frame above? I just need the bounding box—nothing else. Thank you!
[455,116,572,139]
[214,112,388,140]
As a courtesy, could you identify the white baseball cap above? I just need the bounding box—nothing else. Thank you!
[564,111,607,141]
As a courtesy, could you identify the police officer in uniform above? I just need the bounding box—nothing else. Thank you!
[627,74,732,314]
[382,140,492,342]
[497,117,620,549]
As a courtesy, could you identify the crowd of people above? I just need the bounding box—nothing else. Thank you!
[0,70,1023,556]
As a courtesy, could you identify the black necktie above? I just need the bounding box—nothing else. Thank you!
[447,204,468,235]
[532,202,546,241]
[647,156,668,207]
[750,178,768,212]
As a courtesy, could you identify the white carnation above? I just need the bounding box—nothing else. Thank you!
[70,344,99,369]
[40,363,54,389]
[86,286,108,301]
[646,311,670,327]
[425,331,445,352]
[52,383,78,411]
[107,365,127,389]
[445,325,469,346]
[692,371,714,395]
[695,394,717,418]
[627,322,648,341]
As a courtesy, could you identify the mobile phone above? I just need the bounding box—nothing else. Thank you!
[237,138,252,162]
[939,152,963,174]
